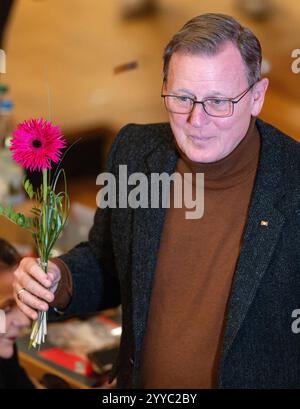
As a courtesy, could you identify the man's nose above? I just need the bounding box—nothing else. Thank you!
[188,102,209,127]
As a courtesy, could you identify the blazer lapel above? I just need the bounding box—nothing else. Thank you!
[219,122,290,376]
[131,132,178,365]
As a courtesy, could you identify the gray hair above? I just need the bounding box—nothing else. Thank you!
[163,13,262,85]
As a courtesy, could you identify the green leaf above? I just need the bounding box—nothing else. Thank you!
[23,178,35,200]
[24,179,29,190]
[10,210,18,223]
[5,206,12,218]
[16,214,26,227]
[30,207,41,217]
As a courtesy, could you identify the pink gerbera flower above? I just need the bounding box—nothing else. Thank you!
[10,118,66,171]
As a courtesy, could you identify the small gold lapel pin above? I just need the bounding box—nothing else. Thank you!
[260,220,269,227]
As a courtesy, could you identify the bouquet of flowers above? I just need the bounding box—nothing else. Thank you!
[0,118,70,348]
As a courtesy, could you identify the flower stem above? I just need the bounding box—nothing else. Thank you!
[29,169,49,349]
[42,169,48,266]
[43,169,47,202]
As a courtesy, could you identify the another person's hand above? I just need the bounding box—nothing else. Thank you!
[13,258,61,320]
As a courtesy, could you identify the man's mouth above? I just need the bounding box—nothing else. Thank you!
[189,135,214,143]
[4,335,17,343]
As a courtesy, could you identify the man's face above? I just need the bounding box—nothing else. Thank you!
[0,270,31,359]
[164,42,268,163]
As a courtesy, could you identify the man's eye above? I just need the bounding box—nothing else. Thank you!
[209,99,227,106]
[176,96,191,103]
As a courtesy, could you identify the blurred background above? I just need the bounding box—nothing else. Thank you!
[3,0,300,139]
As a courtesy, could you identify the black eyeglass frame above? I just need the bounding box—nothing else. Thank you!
[161,81,257,118]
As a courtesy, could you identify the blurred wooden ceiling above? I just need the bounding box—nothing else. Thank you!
[3,0,300,140]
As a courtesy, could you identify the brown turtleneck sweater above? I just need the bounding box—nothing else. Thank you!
[139,118,260,388]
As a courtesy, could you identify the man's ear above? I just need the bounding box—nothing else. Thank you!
[251,78,269,116]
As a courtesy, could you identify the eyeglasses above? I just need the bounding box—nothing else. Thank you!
[161,82,256,118]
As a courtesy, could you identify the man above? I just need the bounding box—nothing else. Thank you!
[13,13,300,388]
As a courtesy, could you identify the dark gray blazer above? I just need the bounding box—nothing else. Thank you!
[58,118,300,388]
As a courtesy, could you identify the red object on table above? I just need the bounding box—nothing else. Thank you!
[39,347,94,377]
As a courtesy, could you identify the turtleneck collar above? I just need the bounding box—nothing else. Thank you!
[175,116,261,189]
